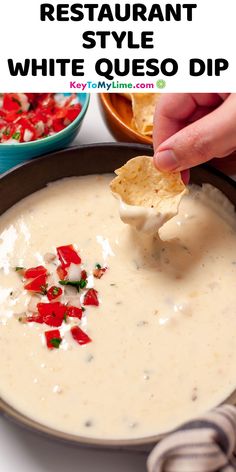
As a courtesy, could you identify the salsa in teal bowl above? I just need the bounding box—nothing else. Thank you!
[0,93,90,173]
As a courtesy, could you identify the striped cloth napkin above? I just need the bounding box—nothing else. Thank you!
[147,405,236,472]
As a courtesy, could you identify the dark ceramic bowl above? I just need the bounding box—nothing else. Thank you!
[0,143,236,451]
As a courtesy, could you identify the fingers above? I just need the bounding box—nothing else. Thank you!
[154,94,236,172]
[181,169,190,185]
[153,93,224,150]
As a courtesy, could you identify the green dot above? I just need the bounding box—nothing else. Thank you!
[156,79,166,89]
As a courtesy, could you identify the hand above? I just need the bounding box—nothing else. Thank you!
[153,93,236,173]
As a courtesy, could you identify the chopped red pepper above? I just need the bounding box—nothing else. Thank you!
[27,313,44,324]
[83,289,99,306]
[56,244,81,268]
[71,326,91,345]
[45,329,62,349]
[24,274,47,294]
[47,286,63,301]
[24,265,47,279]
[56,264,67,280]
[81,269,87,280]
[67,306,83,320]
[37,302,67,327]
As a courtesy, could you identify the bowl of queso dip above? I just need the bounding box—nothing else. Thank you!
[1,143,236,449]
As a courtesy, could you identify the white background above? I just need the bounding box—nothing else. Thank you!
[0,0,235,92]
[0,95,147,472]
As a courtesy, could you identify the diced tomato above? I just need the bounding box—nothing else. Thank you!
[16,117,36,142]
[83,289,99,306]
[71,326,91,345]
[81,270,87,280]
[47,286,63,301]
[56,245,81,268]
[31,109,48,124]
[3,94,22,112]
[4,111,21,123]
[51,118,66,133]
[37,302,67,327]
[25,93,35,101]
[24,265,47,279]
[56,264,67,280]
[67,306,83,320]
[27,313,44,324]
[45,329,62,349]
[66,104,82,122]
[24,274,47,294]
[93,266,107,279]
[0,94,82,144]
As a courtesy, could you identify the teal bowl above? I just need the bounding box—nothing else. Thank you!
[0,93,90,173]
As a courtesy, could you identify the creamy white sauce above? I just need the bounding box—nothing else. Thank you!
[119,199,170,234]
[0,175,236,440]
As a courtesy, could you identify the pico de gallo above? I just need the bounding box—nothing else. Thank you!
[0,93,82,143]
[15,244,107,350]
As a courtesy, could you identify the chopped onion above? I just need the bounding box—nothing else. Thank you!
[28,296,39,313]
[35,120,45,137]
[18,93,30,112]
[23,129,33,142]
[67,263,81,282]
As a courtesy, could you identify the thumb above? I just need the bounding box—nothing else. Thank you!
[154,94,236,172]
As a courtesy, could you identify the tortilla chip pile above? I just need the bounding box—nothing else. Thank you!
[122,93,160,137]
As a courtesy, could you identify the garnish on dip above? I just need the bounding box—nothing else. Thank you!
[15,244,107,349]
[45,330,62,349]
[71,326,92,346]
[110,155,187,234]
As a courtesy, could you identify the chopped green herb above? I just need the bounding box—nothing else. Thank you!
[82,306,85,312]
[52,286,60,296]
[12,131,21,140]
[15,266,25,272]
[50,338,62,348]
[63,313,68,322]
[59,279,87,292]
[79,279,87,289]
[40,284,48,295]
[16,109,23,115]
[95,263,102,269]
[10,291,13,296]
[3,128,10,136]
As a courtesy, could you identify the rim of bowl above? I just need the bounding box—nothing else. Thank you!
[100,93,152,145]
[0,93,90,149]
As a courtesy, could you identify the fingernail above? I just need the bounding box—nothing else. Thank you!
[154,150,178,171]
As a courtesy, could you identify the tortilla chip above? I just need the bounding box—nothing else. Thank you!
[110,156,187,217]
[130,94,160,136]
[120,93,132,101]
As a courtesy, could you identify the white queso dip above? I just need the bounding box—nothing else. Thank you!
[0,175,236,440]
